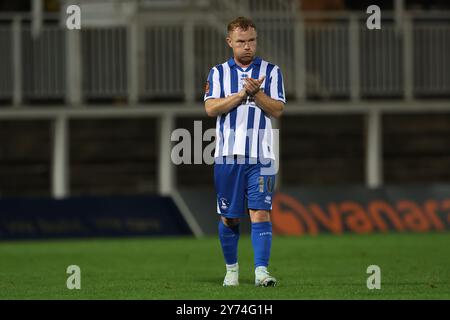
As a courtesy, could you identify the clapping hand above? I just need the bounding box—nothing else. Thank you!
[243,76,265,96]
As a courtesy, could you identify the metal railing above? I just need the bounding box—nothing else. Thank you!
[0,10,449,105]
[82,27,128,98]
[414,22,450,95]
[143,25,184,99]
[0,25,13,99]
[21,25,66,99]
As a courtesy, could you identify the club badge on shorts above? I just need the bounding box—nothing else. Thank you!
[205,81,210,94]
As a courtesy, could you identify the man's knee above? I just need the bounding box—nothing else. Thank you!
[221,216,241,227]
[249,210,271,223]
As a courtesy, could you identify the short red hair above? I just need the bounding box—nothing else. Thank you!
[227,16,257,34]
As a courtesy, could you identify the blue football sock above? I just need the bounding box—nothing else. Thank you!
[218,220,240,265]
[251,221,272,268]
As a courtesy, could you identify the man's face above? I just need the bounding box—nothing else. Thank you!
[226,27,257,65]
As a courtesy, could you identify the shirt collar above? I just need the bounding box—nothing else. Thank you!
[227,57,262,71]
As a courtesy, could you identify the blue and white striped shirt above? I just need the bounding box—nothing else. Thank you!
[204,57,286,160]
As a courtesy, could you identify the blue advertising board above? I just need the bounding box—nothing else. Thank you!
[0,196,192,239]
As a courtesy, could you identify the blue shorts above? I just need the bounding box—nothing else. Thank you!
[214,156,276,218]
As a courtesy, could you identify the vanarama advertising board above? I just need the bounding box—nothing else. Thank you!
[271,186,450,235]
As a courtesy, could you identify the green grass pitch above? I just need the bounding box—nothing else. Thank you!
[0,233,449,299]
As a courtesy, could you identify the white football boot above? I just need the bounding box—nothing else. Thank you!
[223,263,239,287]
[255,266,278,287]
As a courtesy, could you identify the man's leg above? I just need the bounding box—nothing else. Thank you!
[249,210,272,270]
[249,210,276,286]
[219,216,241,266]
[219,216,242,287]
[214,157,246,286]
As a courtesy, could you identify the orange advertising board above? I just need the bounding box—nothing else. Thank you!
[272,187,450,235]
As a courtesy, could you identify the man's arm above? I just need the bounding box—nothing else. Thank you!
[253,90,284,119]
[204,89,248,117]
[244,77,284,119]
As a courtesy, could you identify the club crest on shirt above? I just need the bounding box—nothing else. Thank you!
[205,81,210,94]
